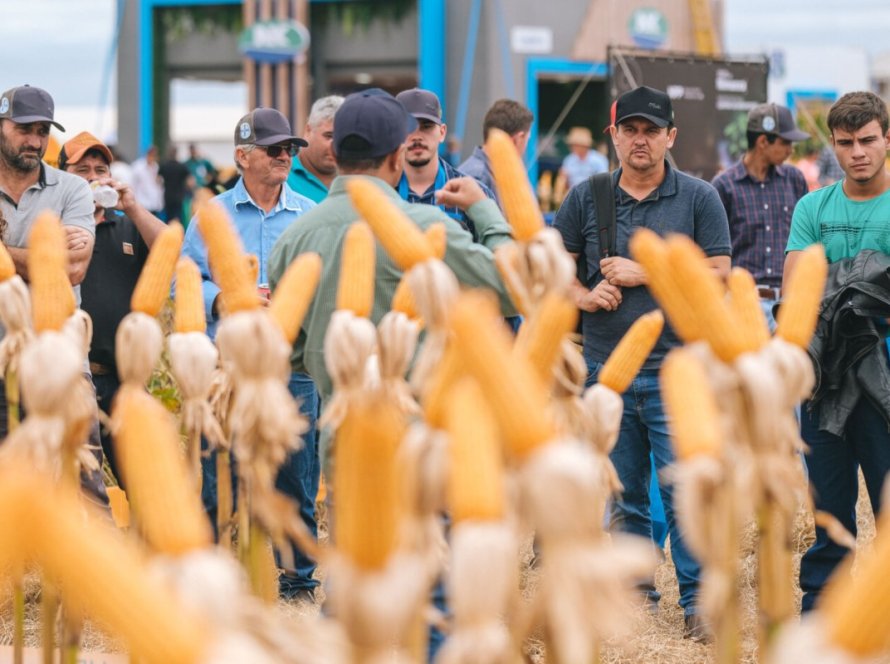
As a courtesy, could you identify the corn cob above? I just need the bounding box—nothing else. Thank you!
[269,252,323,345]
[486,128,544,241]
[27,211,74,332]
[515,291,578,387]
[598,310,664,393]
[727,267,769,352]
[174,257,205,333]
[424,222,447,260]
[450,290,554,460]
[336,222,376,317]
[445,378,505,522]
[0,242,15,282]
[775,244,827,349]
[660,349,722,460]
[131,222,184,316]
[245,254,259,286]
[346,179,434,271]
[422,341,464,429]
[666,235,745,363]
[196,200,258,313]
[334,393,406,570]
[629,228,701,342]
[391,273,421,321]
[113,389,213,555]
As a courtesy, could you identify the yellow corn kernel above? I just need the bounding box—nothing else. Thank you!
[445,378,505,522]
[514,291,578,387]
[727,267,770,352]
[599,310,665,394]
[196,200,258,314]
[334,393,406,570]
[391,273,421,322]
[0,242,15,282]
[450,290,554,460]
[130,222,184,316]
[424,222,447,260]
[776,244,827,349]
[346,179,435,271]
[486,128,544,241]
[629,228,701,342]
[28,211,74,332]
[421,341,464,429]
[174,257,205,333]
[269,252,323,345]
[666,235,745,363]
[336,222,376,317]
[822,521,890,656]
[113,389,213,555]
[660,349,721,460]
[245,253,260,285]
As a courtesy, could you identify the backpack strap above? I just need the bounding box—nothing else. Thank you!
[576,172,616,287]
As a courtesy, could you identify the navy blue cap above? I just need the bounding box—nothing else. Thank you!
[0,85,64,131]
[333,89,418,159]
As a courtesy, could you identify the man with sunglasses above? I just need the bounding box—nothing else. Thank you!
[181,107,321,604]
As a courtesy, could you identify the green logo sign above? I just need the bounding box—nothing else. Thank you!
[239,19,310,64]
[628,8,668,50]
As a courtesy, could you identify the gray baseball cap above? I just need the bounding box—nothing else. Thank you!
[0,85,64,131]
[234,108,307,147]
[747,103,810,141]
[396,88,443,125]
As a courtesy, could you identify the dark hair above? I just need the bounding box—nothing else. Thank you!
[828,91,889,136]
[746,131,779,151]
[59,147,111,171]
[335,136,388,172]
[482,99,534,140]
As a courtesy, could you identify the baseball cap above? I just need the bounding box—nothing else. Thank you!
[59,131,114,169]
[333,89,418,159]
[0,85,64,131]
[395,88,443,125]
[234,108,307,147]
[747,103,810,141]
[615,86,674,128]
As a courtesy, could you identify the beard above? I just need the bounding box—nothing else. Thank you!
[0,132,42,173]
[406,154,433,168]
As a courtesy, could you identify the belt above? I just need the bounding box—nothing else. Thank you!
[89,362,113,376]
[755,285,781,300]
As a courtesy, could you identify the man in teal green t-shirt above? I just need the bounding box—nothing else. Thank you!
[287,95,344,203]
[784,91,890,612]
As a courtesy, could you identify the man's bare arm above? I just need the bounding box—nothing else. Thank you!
[706,255,731,280]
[781,250,801,296]
[65,227,95,285]
[7,246,28,281]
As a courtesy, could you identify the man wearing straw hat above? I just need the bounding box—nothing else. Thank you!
[560,125,609,189]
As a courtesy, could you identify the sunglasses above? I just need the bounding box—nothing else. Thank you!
[260,144,298,158]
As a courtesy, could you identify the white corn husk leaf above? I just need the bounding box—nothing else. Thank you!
[406,259,459,393]
[550,339,588,437]
[577,384,624,494]
[168,331,225,448]
[61,309,93,360]
[115,311,164,387]
[397,423,448,566]
[496,228,575,314]
[768,616,864,664]
[320,310,379,430]
[435,521,520,664]
[376,311,420,416]
[0,275,34,374]
[216,310,291,382]
[208,363,236,451]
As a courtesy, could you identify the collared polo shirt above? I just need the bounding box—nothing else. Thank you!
[181,176,315,339]
[554,162,731,370]
[287,155,329,204]
[459,146,499,204]
[711,159,807,288]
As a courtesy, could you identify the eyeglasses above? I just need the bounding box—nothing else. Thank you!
[260,144,298,158]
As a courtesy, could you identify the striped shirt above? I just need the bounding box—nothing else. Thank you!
[711,159,807,288]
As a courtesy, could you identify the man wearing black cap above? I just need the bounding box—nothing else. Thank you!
[554,85,731,641]
[711,103,809,330]
[181,107,320,603]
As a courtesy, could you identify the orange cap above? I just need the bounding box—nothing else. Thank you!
[59,131,113,168]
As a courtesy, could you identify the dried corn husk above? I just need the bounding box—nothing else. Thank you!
[320,310,378,431]
[405,258,459,392]
[376,311,420,416]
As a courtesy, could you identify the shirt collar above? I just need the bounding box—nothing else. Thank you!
[731,157,788,183]
[397,157,449,199]
[614,160,677,203]
[232,176,304,213]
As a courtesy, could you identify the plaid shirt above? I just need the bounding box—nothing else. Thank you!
[711,159,808,288]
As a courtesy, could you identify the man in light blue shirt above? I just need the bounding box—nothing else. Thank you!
[181,107,320,603]
[560,126,609,188]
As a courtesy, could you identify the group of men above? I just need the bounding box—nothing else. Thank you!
[0,76,889,651]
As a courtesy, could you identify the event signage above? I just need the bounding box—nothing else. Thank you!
[238,19,310,64]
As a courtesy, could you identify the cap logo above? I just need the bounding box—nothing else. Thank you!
[0,98,8,115]
[648,101,662,110]
[762,116,776,132]
[239,122,252,140]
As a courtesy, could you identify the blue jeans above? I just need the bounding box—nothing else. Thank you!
[586,361,702,615]
[201,371,320,594]
[761,297,778,334]
[92,372,124,488]
[799,397,890,611]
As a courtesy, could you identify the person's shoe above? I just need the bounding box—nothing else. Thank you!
[683,613,712,644]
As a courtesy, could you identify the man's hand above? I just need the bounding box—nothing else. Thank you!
[434,177,486,211]
[65,226,91,252]
[600,256,647,287]
[574,280,623,312]
[95,177,134,213]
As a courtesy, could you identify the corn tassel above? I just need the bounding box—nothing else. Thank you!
[196,200,258,314]
[445,378,505,522]
[424,222,447,259]
[113,389,213,555]
[269,252,322,345]
[27,212,75,332]
[334,393,406,571]
[598,310,664,394]
[391,274,421,322]
[0,242,15,282]
[514,291,578,387]
[336,222,376,317]
[346,179,434,270]
[727,267,770,352]
[660,349,722,460]
[174,257,205,333]
[775,244,827,349]
[450,290,554,460]
[128,222,183,316]
[629,228,701,342]
[486,128,544,241]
